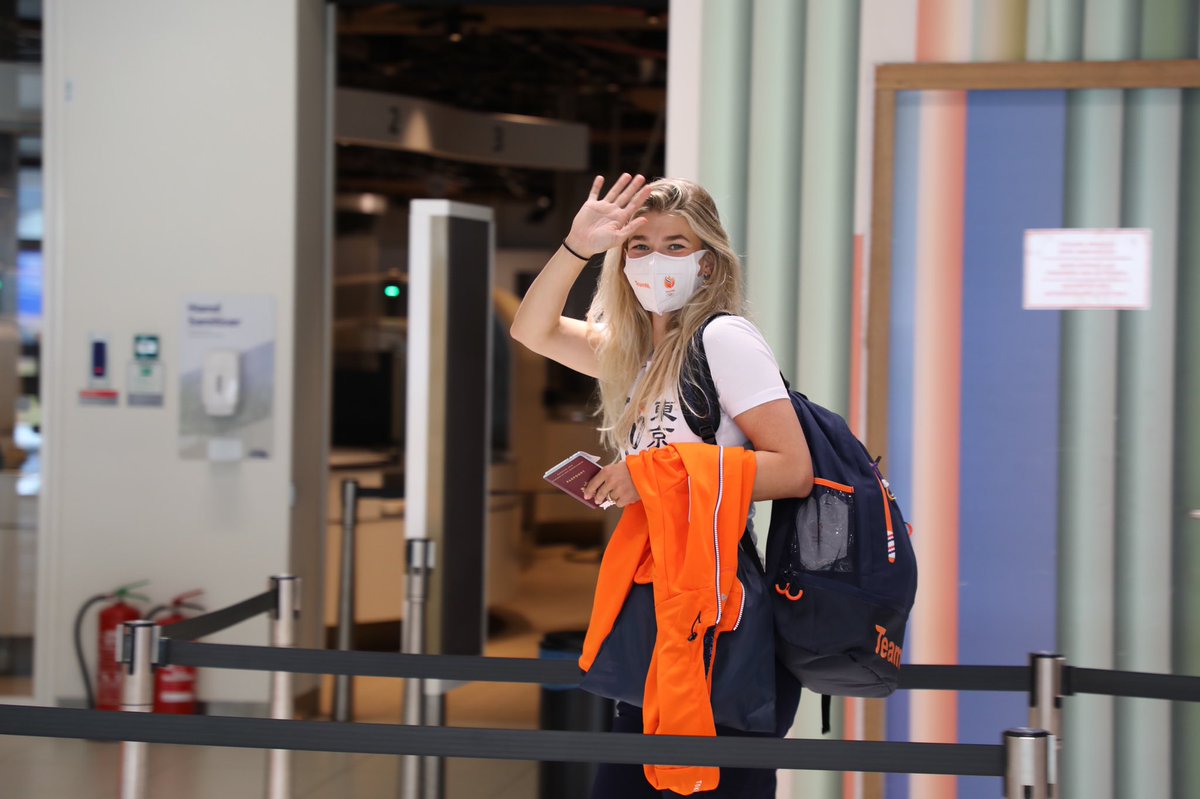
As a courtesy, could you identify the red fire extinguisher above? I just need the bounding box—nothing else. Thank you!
[82,581,150,712]
[150,590,205,714]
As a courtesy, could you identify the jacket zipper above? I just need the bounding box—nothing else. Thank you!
[711,446,725,628]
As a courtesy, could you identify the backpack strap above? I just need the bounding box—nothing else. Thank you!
[680,313,731,445]
[682,313,799,447]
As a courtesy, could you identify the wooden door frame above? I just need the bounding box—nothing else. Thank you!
[865,58,1200,463]
[858,59,1198,799]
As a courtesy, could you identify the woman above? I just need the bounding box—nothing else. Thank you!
[511,174,813,797]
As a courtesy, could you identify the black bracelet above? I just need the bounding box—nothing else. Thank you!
[561,240,594,261]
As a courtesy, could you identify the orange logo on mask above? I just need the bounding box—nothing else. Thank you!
[663,275,676,289]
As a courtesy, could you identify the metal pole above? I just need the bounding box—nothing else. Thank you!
[266,575,299,799]
[1004,727,1051,799]
[422,683,446,799]
[1029,652,1065,794]
[334,479,359,722]
[118,620,157,799]
[401,538,434,799]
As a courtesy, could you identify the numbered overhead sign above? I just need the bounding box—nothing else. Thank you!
[336,87,588,171]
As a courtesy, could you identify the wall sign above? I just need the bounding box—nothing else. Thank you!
[127,334,165,407]
[178,295,276,461]
[1024,228,1152,310]
[78,332,118,406]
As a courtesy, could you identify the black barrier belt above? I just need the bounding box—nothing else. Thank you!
[899,665,1029,692]
[167,642,1038,695]
[165,640,584,684]
[1067,667,1200,702]
[162,590,277,642]
[166,643,1200,705]
[0,705,1005,776]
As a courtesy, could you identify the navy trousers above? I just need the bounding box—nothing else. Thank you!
[589,703,777,799]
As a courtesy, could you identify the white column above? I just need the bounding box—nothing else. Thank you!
[36,0,329,708]
[665,0,704,181]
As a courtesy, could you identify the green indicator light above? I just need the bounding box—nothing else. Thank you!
[384,284,401,298]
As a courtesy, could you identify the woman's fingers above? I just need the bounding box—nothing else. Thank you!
[600,172,649,207]
[583,468,637,508]
[601,172,631,203]
[571,174,651,255]
[587,174,605,201]
[584,467,623,503]
[616,183,654,223]
[614,214,649,240]
[582,473,605,502]
[614,174,647,208]
[588,173,648,219]
[631,182,654,211]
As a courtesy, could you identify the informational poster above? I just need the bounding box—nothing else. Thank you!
[1023,228,1152,310]
[178,295,276,461]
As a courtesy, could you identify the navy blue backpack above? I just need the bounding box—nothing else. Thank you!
[681,315,918,730]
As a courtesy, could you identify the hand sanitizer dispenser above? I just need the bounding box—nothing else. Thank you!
[202,350,240,417]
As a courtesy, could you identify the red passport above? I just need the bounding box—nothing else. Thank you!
[543,451,614,510]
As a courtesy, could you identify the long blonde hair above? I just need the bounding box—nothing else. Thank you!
[586,178,746,454]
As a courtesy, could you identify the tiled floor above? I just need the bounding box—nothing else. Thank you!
[0,543,603,798]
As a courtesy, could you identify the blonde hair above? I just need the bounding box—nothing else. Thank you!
[586,178,746,454]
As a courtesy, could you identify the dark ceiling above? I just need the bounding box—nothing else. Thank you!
[335,2,669,209]
[7,2,669,216]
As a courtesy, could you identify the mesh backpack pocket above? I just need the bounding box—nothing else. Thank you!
[792,480,855,573]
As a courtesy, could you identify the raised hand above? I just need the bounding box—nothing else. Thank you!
[564,173,654,258]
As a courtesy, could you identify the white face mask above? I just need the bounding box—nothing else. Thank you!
[622,250,708,315]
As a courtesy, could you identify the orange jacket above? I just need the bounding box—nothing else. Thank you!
[580,443,757,795]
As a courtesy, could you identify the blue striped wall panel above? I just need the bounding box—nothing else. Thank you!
[882,89,1069,798]
[956,89,1066,797]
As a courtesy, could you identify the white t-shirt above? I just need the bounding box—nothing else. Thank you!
[624,315,788,456]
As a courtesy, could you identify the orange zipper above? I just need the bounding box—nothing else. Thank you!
[813,477,855,494]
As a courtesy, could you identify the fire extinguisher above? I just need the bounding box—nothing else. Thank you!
[148,590,205,714]
[73,581,150,712]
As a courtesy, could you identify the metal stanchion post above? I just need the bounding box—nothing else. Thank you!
[400,538,434,799]
[334,479,359,722]
[119,620,157,799]
[1029,652,1064,795]
[1004,727,1050,799]
[422,683,446,799]
[266,575,300,799]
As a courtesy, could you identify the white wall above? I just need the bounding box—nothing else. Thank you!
[37,0,328,706]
